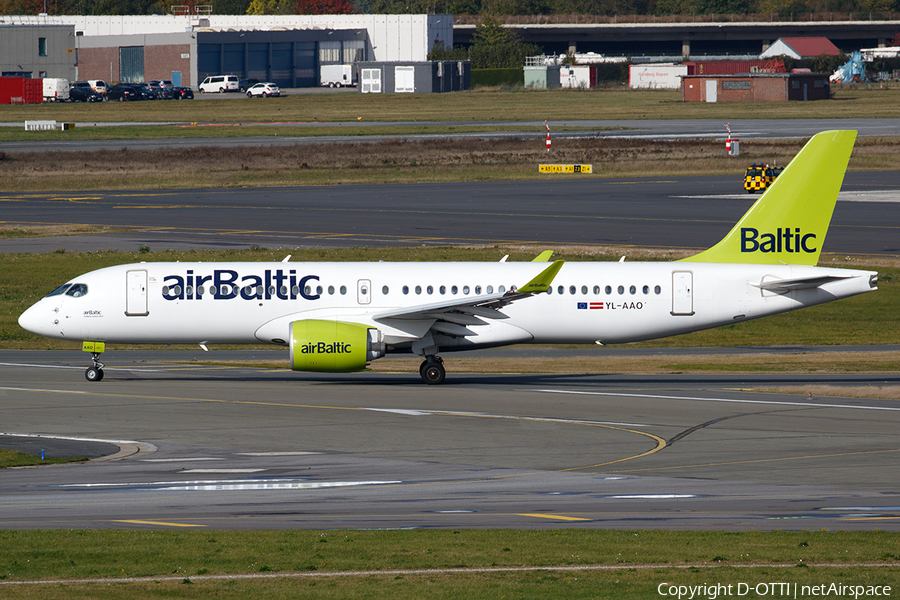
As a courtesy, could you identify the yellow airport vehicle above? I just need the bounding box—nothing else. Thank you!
[744,163,784,194]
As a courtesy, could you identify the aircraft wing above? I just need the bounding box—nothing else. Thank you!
[373,261,564,326]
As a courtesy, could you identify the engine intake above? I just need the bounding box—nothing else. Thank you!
[289,320,385,373]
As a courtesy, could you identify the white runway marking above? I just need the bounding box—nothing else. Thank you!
[237,451,321,456]
[142,458,223,462]
[0,362,163,372]
[600,494,700,499]
[674,190,900,203]
[540,389,900,412]
[58,478,400,490]
[182,469,265,473]
[0,386,88,394]
[363,407,650,428]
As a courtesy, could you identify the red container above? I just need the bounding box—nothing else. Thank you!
[0,77,43,104]
[684,60,785,76]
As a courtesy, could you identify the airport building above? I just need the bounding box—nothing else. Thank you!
[0,23,75,81]
[0,14,451,88]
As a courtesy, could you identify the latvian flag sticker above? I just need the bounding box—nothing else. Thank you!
[577,302,604,310]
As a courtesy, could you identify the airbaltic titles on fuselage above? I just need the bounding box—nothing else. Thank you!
[162,269,320,301]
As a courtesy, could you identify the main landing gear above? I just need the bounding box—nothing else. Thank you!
[85,352,104,382]
[419,356,445,385]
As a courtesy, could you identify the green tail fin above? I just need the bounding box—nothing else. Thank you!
[681,130,857,266]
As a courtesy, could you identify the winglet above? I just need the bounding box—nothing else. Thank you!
[681,130,857,266]
[532,250,554,262]
[518,260,564,293]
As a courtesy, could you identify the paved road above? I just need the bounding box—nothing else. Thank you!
[0,350,897,530]
[2,172,898,255]
[2,118,900,153]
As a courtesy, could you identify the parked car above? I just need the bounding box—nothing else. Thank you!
[87,79,109,96]
[147,80,176,99]
[199,75,239,93]
[69,81,103,102]
[106,84,143,101]
[238,78,259,92]
[174,86,194,100]
[246,82,280,97]
[133,82,157,100]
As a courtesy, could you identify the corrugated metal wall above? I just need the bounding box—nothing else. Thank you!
[119,46,144,82]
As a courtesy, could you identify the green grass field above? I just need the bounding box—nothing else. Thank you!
[1,86,898,128]
[0,530,897,598]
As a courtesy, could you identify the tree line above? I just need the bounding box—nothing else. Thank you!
[3,0,897,17]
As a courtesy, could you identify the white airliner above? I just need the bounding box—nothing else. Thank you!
[18,130,877,384]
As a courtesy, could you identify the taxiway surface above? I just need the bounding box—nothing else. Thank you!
[2,171,899,255]
[2,350,898,531]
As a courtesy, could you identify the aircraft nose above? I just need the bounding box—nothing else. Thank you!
[18,300,57,337]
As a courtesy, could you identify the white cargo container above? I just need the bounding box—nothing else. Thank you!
[628,64,687,90]
[43,78,70,102]
[320,64,356,87]
[560,65,594,89]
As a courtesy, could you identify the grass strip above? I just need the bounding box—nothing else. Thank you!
[0,531,897,599]
[1,565,899,600]
[2,135,900,192]
[1,86,899,125]
[0,448,86,468]
[0,530,897,581]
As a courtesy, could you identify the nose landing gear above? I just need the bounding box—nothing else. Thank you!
[83,341,106,382]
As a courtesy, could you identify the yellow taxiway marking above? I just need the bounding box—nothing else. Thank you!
[517,513,591,522]
[112,520,205,528]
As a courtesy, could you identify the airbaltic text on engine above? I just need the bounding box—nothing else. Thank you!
[741,228,817,253]
[299,341,352,354]
[161,270,319,301]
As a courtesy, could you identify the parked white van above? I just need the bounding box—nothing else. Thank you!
[199,75,239,93]
[42,78,70,102]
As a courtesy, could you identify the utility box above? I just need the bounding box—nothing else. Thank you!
[560,65,597,89]
[524,65,560,89]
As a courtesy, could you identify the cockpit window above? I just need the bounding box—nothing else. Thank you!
[65,284,88,298]
[46,284,72,297]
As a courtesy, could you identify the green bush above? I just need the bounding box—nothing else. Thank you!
[472,68,524,87]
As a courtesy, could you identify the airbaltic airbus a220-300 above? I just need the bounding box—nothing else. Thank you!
[18,130,878,384]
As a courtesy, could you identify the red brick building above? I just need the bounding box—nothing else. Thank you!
[681,73,830,102]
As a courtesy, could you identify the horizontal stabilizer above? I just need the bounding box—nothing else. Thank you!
[756,274,852,291]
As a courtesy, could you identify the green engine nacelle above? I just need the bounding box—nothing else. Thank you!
[289,320,385,373]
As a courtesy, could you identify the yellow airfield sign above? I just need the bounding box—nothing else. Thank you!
[539,164,593,174]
